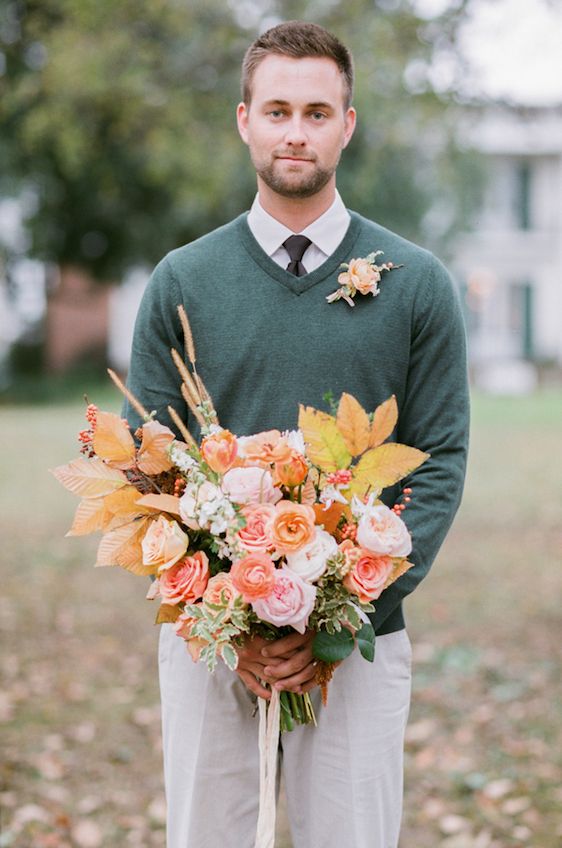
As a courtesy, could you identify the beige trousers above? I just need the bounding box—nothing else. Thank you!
[159,623,412,848]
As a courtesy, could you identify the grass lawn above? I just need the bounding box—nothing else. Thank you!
[1,390,561,847]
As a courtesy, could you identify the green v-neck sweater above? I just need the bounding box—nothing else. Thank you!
[124,210,470,636]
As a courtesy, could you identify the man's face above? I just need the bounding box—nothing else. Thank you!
[237,55,356,199]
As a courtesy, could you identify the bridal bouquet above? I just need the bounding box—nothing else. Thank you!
[52,306,427,732]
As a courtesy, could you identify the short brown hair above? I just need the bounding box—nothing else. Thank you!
[241,21,354,110]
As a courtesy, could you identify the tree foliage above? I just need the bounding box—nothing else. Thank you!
[0,0,481,280]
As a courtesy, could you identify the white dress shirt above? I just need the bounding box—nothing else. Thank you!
[247,190,351,274]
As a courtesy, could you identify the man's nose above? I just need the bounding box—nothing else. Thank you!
[283,116,307,146]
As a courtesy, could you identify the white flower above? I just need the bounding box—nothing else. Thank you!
[319,484,349,510]
[283,429,306,455]
[356,503,412,557]
[285,528,338,583]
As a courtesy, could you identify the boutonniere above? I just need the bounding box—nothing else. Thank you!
[326,251,402,307]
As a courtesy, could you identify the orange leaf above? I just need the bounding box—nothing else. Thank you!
[136,493,182,518]
[298,405,351,472]
[349,443,429,499]
[51,457,128,498]
[369,395,398,448]
[313,502,348,534]
[92,411,136,470]
[101,486,153,530]
[300,476,317,505]
[336,393,370,456]
[156,603,182,624]
[137,421,175,474]
[95,516,154,575]
[66,498,106,536]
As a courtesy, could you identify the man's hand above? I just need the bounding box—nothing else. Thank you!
[261,630,318,695]
[235,634,284,700]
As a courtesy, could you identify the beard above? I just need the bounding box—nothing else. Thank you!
[253,153,339,199]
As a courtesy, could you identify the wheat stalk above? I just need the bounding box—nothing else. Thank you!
[107,368,149,420]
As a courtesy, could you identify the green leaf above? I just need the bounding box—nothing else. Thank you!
[220,642,238,671]
[356,621,376,663]
[313,628,355,663]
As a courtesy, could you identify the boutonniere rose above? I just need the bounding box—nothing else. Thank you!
[326,251,401,307]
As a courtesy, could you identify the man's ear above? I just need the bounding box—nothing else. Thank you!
[236,102,249,145]
[342,107,357,149]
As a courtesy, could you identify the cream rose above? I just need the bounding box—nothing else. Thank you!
[141,516,188,572]
[284,528,338,583]
[221,466,281,505]
[251,567,317,634]
[356,504,412,557]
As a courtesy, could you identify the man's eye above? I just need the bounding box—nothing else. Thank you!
[310,112,327,121]
[268,110,285,118]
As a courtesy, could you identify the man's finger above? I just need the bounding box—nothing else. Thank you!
[273,662,317,692]
[236,669,271,700]
[264,647,313,680]
[261,630,312,658]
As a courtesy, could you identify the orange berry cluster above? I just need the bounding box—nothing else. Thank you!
[173,478,186,497]
[78,404,98,454]
[338,522,357,542]
[392,487,412,515]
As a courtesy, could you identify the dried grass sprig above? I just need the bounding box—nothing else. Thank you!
[177,305,196,366]
[180,383,206,428]
[107,368,149,420]
[167,405,198,448]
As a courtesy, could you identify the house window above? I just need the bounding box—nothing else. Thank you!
[508,281,534,359]
[515,160,531,230]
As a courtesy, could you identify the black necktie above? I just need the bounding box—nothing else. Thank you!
[283,235,312,277]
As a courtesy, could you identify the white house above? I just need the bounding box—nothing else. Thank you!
[452,104,562,383]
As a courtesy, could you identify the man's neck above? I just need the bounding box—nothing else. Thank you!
[256,178,336,232]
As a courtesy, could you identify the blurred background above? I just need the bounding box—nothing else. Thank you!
[1,1,561,846]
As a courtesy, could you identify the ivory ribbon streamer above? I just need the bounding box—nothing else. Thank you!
[254,689,281,848]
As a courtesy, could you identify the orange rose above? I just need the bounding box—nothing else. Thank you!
[274,451,309,487]
[201,429,238,474]
[203,572,241,613]
[340,540,393,603]
[159,551,209,604]
[230,553,276,602]
[266,501,316,555]
[241,430,293,466]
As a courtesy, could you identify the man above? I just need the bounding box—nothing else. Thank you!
[124,20,469,848]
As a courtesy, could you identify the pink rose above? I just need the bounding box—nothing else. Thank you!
[236,503,276,554]
[159,551,209,604]
[340,540,394,603]
[356,504,412,557]
[251,567,317,634]
[141,515,188,573]
[230,553,276,602]
[221,466,282,505]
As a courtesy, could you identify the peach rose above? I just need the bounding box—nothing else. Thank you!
[141,516,188,573]
[201,429,238,474]
[356,504,412,557]
[240,430,293,466]
[338,257,381,295]
[236,503,276,554]
[266,501,317,555]
[221,466,281,505]
[252,567,317,634]
[274,451,309,487]
[340,540,394,603]
[230,552,276,602]
[158,551,209,604]
[203,572,241,613]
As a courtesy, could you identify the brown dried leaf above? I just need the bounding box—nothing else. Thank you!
[137,420,175,474]
[66,498,106,536]
[369,395,398,448]
[92,410,136,469]
[313,501,348,534]
[336,393,370,456]
[95,516,154,575]
[51,457,128,498]
[155,603,182,624]
[136,493,182,518]
[101,486,153,530]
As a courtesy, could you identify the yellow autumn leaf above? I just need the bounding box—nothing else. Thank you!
[137,421,175,474]
[95,516,154,576]
[349,443,429,499]
[336,393,370,456]
[384,559,414,591]
[369,395,398,448]
[66,498,106,536]
[101,486,153,530]
[155,603,182,624]
[92,410,136,470]
[51,457,128,498]
[136,493,182,518]
[298,405,352,472]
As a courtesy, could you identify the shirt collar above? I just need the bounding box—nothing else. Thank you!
[247,190,350,258]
